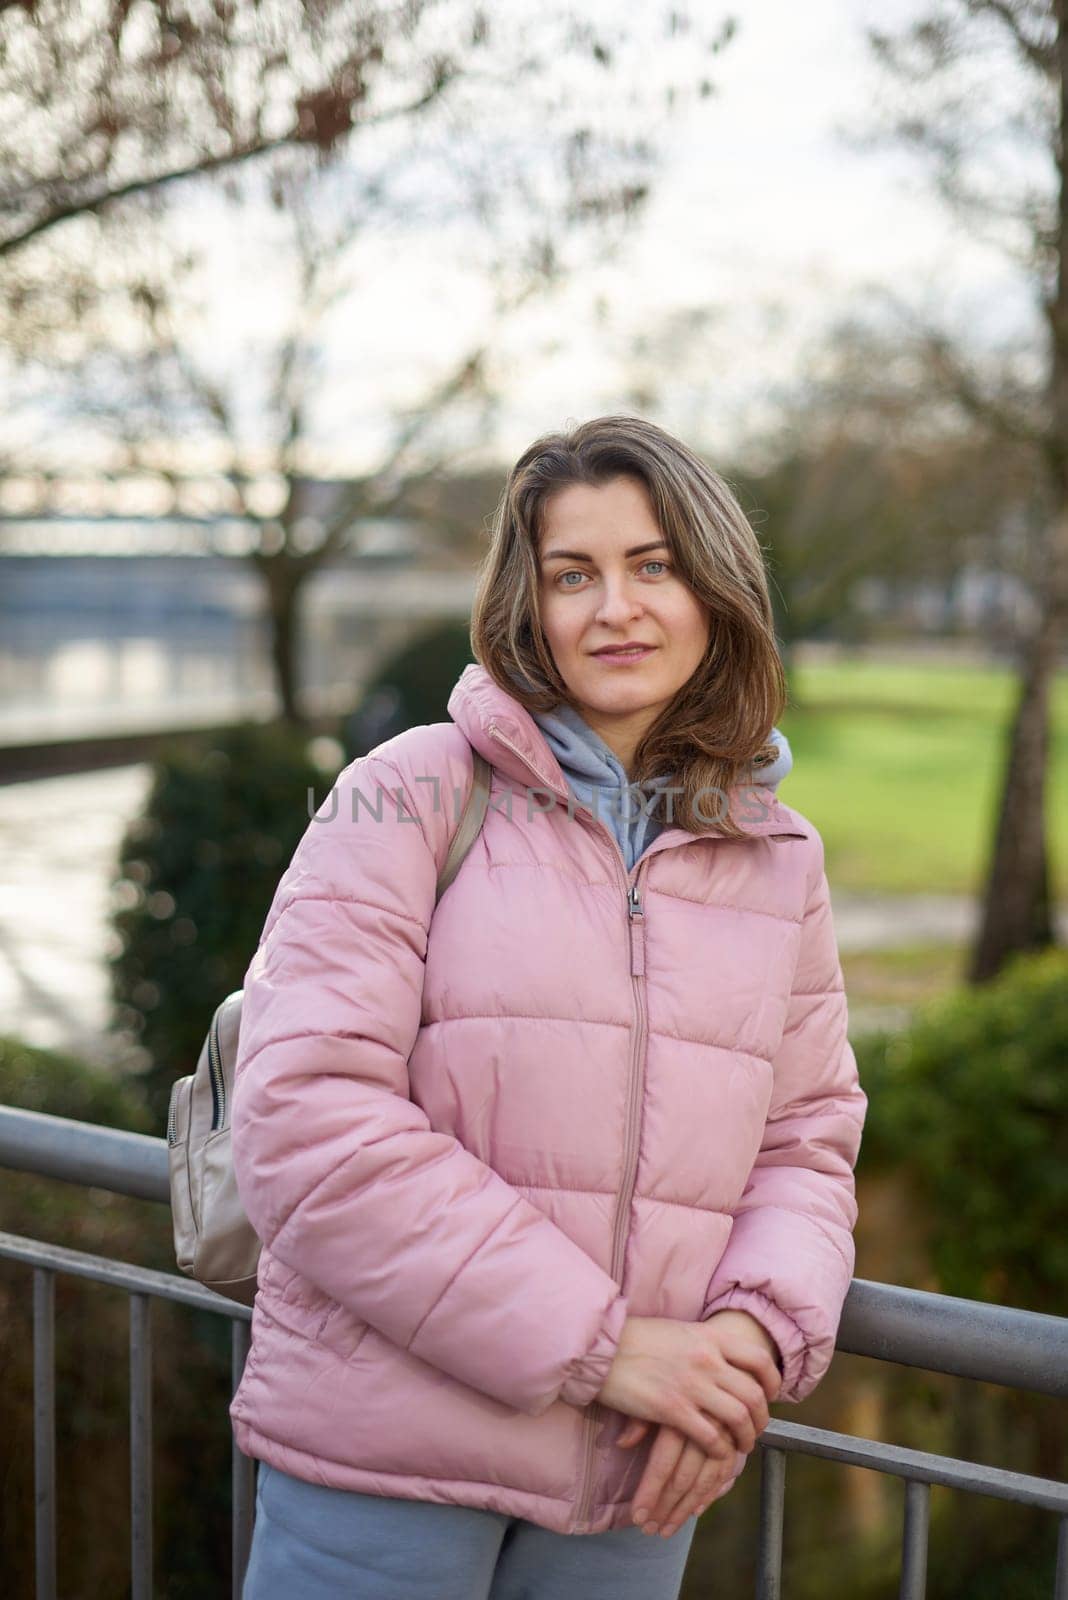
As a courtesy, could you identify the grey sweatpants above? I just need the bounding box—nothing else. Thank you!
[243,1461,699,1600]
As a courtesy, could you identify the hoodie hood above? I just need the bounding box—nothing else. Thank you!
[530,699,793,795]
[529,699,793,870]
[445,664,806,851]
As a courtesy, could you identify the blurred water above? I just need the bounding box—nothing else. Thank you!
[0,553,473,743]
[0,764,153,1065]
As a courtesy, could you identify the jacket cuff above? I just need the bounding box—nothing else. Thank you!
[559,1292,629,1410]
[701,1287,807,1400]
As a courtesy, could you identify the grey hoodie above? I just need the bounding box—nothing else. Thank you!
[530,700,793,871]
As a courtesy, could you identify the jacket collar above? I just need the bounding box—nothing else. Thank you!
[446,663,810,843]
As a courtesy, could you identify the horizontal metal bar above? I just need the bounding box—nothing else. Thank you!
[0,1105,168,1202]
[2,1105,1067,1399]
[3,1224,1066,1548]
[837,1277,1068,1399]
[0,1232,250,1321]
[759,1419,1068,1514]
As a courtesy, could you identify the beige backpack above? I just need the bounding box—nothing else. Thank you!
[166,748,494,1305]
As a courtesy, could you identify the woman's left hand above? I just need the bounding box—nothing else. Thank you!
[617,1416,739,1536]
[616,1309,782,1536]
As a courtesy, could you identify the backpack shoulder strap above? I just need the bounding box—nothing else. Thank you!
[169,741,495,1305]
[435,747,492,902]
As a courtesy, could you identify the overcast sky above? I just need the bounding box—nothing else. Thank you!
[6,0,1042,486]
[303,0,1040,475]
[497,0,1036,458]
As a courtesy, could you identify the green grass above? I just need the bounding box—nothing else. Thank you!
[774,656,1068,897]
[841,940,968,1005]
[839,941,969,1036]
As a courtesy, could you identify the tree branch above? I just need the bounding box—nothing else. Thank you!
[0,74,453,260]
[961,0,1056,76]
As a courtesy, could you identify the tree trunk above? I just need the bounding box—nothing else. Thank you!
[262,556,311,728]
[969,6,1068,982]
[967,527,1066,983]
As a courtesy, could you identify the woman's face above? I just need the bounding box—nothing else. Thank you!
[536,474,712,771]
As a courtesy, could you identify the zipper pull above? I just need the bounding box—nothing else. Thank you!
[627,883,645,977]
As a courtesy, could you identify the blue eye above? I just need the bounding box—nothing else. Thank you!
[555,559,671,588]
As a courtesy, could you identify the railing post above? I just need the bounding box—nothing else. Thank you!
[899,1477,930,1599]
[129,1292,153,1600]
[33,1268,56,1600]
[231,1319,255,1598]
[755,1444,786,1600]
[1055,1515,1068,1600]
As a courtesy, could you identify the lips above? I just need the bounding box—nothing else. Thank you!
[592,645,656,656]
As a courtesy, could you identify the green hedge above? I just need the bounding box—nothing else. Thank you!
[344,619,475,759]
[107,719,337,1131]
[0,1034,153,1132]
[855,945,1068,1314]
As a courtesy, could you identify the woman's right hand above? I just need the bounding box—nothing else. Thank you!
[617,1418,742,1535]
[593,1314,780,1459]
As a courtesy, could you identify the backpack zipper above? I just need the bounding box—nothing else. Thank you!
[208,1011,225,1131]
[486,722,652,1534]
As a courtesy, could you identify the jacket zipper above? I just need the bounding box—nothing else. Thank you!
[486,723,652,1533]
[573,854,650,1532]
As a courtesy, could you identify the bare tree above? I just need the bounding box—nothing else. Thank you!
[725,312,1049,670]
[0,3,737,722]
[852,0,1067,979]
[0,0,466,261]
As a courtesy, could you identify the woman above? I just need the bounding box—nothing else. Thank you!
[231,414,868,1598]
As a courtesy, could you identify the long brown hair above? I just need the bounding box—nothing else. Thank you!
[469,413,788,840]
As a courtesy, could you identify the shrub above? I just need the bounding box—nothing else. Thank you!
[344,619,475,759]
[0,1034,153,1133]
[107,719,338,1130]
[854,946,1068,1312]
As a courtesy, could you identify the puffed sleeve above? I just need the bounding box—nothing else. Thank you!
[700,829,867,1402]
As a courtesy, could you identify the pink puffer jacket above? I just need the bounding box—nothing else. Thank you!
[229,663,867,1535]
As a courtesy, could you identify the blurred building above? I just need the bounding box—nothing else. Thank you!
[0,493,478,744]
[853,567,1039,651]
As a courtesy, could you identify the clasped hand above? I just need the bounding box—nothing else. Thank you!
[594,1310,783,1539]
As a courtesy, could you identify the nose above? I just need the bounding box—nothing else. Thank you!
[594,575,644,626]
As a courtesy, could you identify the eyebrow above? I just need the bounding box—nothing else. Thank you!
[540,540,669,563]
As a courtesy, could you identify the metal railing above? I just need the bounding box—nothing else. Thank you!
[1,1102,1066,1600]
[0,1105,253,1600]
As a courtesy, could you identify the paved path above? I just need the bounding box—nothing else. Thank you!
[2,765,1065,1066]
[826,888,1066,956]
